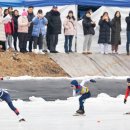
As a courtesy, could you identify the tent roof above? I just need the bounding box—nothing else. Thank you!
[1,0,130,7]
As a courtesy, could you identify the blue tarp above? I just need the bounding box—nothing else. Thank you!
[1,0,130,7]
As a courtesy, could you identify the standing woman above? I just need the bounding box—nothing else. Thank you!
[111,11,121,54]
[98,12,111,54]
[82,11,96,54]
[63,10,76,53]
[18,9,29,53]
[13,10,19,51]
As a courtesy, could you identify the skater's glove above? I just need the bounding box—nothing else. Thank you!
[90,79,96,83]
[124,99,127,104]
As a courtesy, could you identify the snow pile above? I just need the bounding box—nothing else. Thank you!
[2,75,130,81]
[1,93,130,130]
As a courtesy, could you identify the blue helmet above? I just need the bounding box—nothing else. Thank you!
[71,80,79,87]
[127,78,130,83]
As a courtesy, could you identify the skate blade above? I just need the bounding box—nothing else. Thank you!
[73,113,86,116]
[124,112,130,115]
[19,118,26,122]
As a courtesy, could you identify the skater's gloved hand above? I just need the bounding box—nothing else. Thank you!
[90,79,96,83]
[124,99,127,104]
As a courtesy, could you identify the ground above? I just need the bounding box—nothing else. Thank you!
[0,52,68,77]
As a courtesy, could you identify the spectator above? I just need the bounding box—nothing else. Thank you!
[32,9,48,54]
[8,6,13,16]
[98,12,111,54]
[18,9,29,53]
[0,7,8,51]
[12,10,19,51]
[82,11,96,54]
[126,12,130,55]
[111,11,121,54]
[27,6,35,52]
[63,10,76,53]
[46,5,61,53]
[4,9,14,51]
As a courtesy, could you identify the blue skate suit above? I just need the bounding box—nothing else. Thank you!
[0,89,19,115]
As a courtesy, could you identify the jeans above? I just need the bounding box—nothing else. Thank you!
[13,32,18,51]
[83,34,93,52]
[49,34,58,52]
[18,33,28,52]
[1,92,19,115]
[33,34,43,50]
[64,35,73,52]
[28,36,33,52]
[79,92,91,110]
[6,34,13,49]
[126,31,130,54]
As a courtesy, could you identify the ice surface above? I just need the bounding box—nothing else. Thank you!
[1,94,130,130]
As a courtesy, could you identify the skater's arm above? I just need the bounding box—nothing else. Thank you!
[80,79,96,86]
[125,88,130,100]
[80,79,90,86]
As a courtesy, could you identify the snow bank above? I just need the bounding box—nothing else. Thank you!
[1,93,130,130]
[2,75,130,81]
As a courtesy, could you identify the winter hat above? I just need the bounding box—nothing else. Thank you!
[53,5,58,8]
[127,78,130,83]
[22,9,28,16]
[71,80,79,87]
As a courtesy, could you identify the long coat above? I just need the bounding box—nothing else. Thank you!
[98,18,111,44]
[0,14,11,41]
[27,13,35,40]
[46,10,61,35]
[82,16,95,35]
[111,17,121,45]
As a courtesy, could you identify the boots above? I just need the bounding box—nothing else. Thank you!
[76,109,85,114]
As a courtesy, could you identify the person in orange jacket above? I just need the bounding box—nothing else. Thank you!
[124,78,130,104]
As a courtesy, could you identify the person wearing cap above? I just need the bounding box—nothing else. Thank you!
[124,78,130,104]
[63,10,76,53]
[70,79,96,114]
[18,9,29,53]
[82,10,96,54]
[27,6,35,52]
[45,5,61,53]
[32,9,48,54]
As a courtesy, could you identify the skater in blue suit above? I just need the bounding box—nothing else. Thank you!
[0,88,25,122]
[71,79,96,114]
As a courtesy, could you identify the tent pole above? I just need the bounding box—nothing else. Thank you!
[75,4,78,52]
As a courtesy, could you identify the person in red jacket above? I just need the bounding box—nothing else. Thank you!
[4,8,14,51]
[124,78,130,104]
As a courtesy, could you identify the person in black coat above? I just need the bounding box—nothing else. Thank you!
[27,6,35,52]
[111,11,121,54]
[82,11,96,54]
[98,12,111,54]
[13,10,19,51]
[126,12,130,55]
[45,5,61,53]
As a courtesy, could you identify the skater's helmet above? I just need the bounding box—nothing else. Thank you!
[127,78,130,83]
[71,80,79,87]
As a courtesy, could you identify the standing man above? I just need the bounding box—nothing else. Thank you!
[27,6,35,52]
[46,5,61,53]
[126,12,130,55]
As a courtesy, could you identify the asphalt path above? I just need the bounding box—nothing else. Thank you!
[0,79,127,101]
